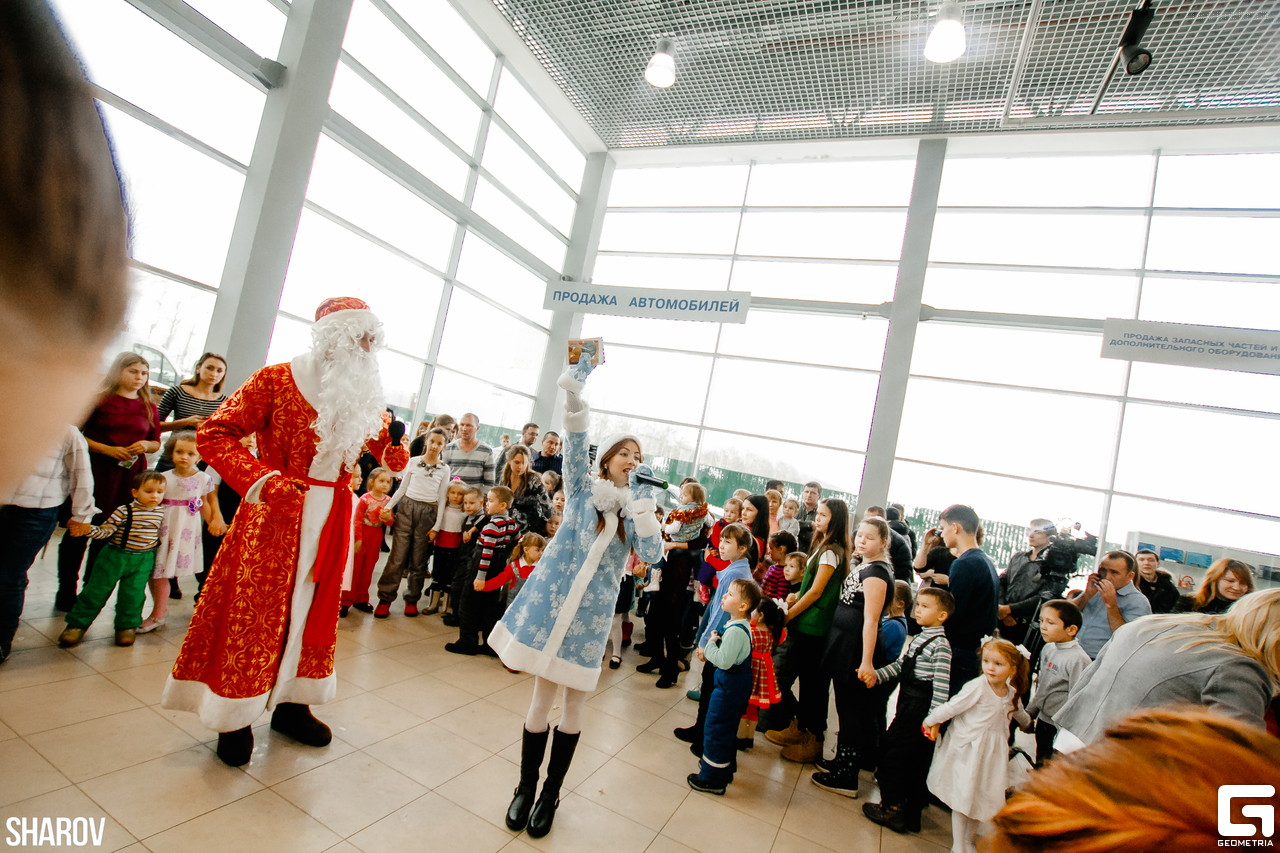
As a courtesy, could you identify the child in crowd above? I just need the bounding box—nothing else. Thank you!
[779,552,807,610]
[551,490,566,514]
[923,636,1032,853]
[59,472,168,648]
[504,533,545,602]
[1026,599,1090,765]
[342,468,394,617]
[778,498,801,539]
[765,490,783,537]
[445,486,519,656]
[881,580,912,661]
[142,431,215,633]
[738,596,786,749]
[423,480,466,616]
[539,470,561,502]
[653,482,709,592]
[731,489,750,502]
[862,587,954,834]
[699,498,742,601]
[675,523,756,752]
[687,577,763,795]
[761,531,798,600]
[443,486,486,627]
[545,510,562,539]
[375,428,450,618]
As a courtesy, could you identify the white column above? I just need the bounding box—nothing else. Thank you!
[530,151,614,430]
[203,0,353,387]
[855,137,947,515]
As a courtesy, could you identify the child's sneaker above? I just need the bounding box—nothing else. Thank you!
[404,603,419,617]
[373,602,390,619]
[686,773,725,795]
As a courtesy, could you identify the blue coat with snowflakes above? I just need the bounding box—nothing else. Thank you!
[488,366,663,691]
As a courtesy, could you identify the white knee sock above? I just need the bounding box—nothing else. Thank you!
[524,676,560,733]
[607,614,624,657]
[950,811,978,853]
[559,687,588,734]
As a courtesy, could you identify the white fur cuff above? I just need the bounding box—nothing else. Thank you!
[629,498,660,538]
[557,373,585,395]
[564,407,590,433]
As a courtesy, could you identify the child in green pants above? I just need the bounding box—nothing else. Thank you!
[59,472,166,648]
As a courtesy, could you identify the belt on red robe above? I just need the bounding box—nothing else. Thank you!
[299,470,353,647]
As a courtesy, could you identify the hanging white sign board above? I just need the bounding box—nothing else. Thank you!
[1100,318,1280,376]
[544,282,749,323]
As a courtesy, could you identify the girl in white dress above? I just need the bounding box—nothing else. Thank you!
[923,636,1032,853]
[140,431,215,632]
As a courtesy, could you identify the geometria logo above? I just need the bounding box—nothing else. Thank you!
[1219,786,1277,848]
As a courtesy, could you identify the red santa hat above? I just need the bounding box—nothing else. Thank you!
[314,296,371,321]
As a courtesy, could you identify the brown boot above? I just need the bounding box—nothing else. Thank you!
[114,629,136,647]
[780,731,823,763]
[765,719,804,747]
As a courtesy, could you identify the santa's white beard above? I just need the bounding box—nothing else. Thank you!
[309,314,387,467]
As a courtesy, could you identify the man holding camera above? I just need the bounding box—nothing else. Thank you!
[1067,550,1152,659]
[997,519,1096,646]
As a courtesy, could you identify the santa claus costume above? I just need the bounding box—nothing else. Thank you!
[161,297,407,766]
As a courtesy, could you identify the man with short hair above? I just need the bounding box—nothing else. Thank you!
[444,413,495,489]
[531,431,562,475]
[1134,549,1180,614]
[797,481,821,552]
[1067,551,1152,659]
[997,519,1068,646]
[864,505,914,583]
[886,504,916,556]
[497,422,539,472]
[937,504,999,690]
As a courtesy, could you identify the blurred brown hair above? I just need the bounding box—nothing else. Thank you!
[990,708,1280,852]
[0,1,128,343]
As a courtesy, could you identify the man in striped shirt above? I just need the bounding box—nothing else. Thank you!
[58,472,167,649]
[862,587,954,835]
[443,413,495,489]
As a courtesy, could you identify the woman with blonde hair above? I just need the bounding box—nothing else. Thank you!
[990,708,1280,852]
[1054,588,1280,748]
[1175,557,1256,614]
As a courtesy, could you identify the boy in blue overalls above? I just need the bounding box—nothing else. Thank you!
[687,577,762,795]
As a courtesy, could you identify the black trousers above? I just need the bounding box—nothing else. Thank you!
[830,672,890,768]
[457,578,502,648]
[1034,719,1058,766]
[875,697,936,813]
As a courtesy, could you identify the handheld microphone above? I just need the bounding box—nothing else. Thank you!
[632,471,670,490]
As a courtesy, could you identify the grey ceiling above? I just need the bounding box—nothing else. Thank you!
[486,0,1280,147]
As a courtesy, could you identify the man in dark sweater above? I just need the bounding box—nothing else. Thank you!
[1135,549,1180,614]
[865,505,914,582]
[937,504,998,693]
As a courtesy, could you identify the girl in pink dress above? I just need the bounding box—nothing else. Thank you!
[141,432,214,632]
[342,468,394,616]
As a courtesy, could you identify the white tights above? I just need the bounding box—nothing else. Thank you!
[950,811,979,853]
[606,613,625,658]
[524,676,588,734]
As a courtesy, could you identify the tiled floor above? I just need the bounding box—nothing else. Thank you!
[1,534,955,852]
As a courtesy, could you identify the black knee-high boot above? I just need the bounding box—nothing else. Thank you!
[526,728,579,838]
[506,728,549,831]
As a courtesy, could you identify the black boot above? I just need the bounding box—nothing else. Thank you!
[526,728,579,838]
[216,726,253,767]
[811,740,859,798]
[270,702,332,747]
[506,728,549,831]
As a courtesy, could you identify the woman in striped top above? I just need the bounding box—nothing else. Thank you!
[156,353,228,471]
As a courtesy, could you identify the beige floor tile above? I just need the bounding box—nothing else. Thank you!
[332,674,366,702]
[0,786,137,852]
[644,836,699,853]
[323,843,361,853]
[240,724,359,786]
[372,672,477,721]
[102,660,179,704]
[573,705,644,756]
[272,751,427,837]
[519,792,656,853]
[663,795,779,853]
[915,806,954,850]
[363,720,491,789]
[68,634,178,674]
[770,829,840,852]
[337,652,423,691]
[778,789,881,851]
[586,686,676,729]
[616,730,701,785]
[486,678,539,716]
[317,691,423,749]
[337,620,421,651]
[577,757,690,831]
[648,705,699,738]
[78,744,262,837]
[26,706,200,783]
[8,620,55,652]
[0,739,70,807]
[0,675,142,735]
[501,841,540,853]
[143,789,340,853]
[437,657,532,698]
[880,828,949,852]
[348,791,514,853]
[720,767,795,825]
[153,706,221,741]
[433,699,527,750]
[435,754,520,831]
[0,646,97,692]
[0,718,15,741]
[734,743,804,787]
[377,638,464,674]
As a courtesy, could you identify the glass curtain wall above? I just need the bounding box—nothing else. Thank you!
[268,0,585,434]
[586,159,917,504]
[47,0,281,377]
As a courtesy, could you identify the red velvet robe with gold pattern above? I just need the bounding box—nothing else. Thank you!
[161,362,406,730]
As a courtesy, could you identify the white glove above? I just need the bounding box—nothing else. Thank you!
[628,498,660,538]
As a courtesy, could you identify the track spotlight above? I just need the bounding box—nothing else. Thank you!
[644,38,676,88]
[925,3,966,64]
[1121,44,1153,75]
[1089,0,1156,113]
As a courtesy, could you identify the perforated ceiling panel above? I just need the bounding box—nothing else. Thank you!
[486,0,1280,147]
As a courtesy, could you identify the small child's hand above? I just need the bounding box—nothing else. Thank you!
[208,518,228,537]
[923,723,940,742]
[859,669,879,688]
[427,530,437,542]
[695,648,706,662]
[785,593,797,606]
[66,520,92,537]
[379,509,394,525]
[709,631,720,644]
[463,530,473,543]
[472,579,485,592]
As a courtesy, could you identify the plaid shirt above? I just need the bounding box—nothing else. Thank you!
[3,425,97,521]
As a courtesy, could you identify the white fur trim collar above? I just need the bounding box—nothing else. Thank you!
[591,478,632,514]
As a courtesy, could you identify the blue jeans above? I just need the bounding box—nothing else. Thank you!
[0,505,60,656]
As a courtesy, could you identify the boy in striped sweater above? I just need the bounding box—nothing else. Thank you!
[58,472,167,648]
[445,486,520,656]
